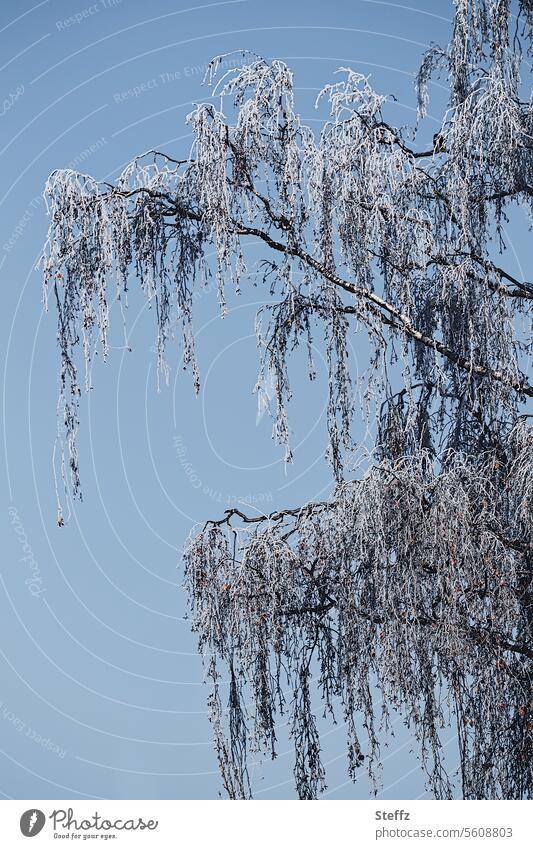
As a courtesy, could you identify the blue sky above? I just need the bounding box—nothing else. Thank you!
[0,0,488,799]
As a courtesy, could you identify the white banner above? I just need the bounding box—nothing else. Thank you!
[0,800,531,848]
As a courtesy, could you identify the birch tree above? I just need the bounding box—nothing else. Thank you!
[41,0,533,799]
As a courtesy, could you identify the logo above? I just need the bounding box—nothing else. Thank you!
[20,809,46,837]
[18,806,159,838]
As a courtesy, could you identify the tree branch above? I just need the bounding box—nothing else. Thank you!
[230,222,533,397]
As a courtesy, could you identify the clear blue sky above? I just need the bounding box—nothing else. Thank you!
[2,0,520,800]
